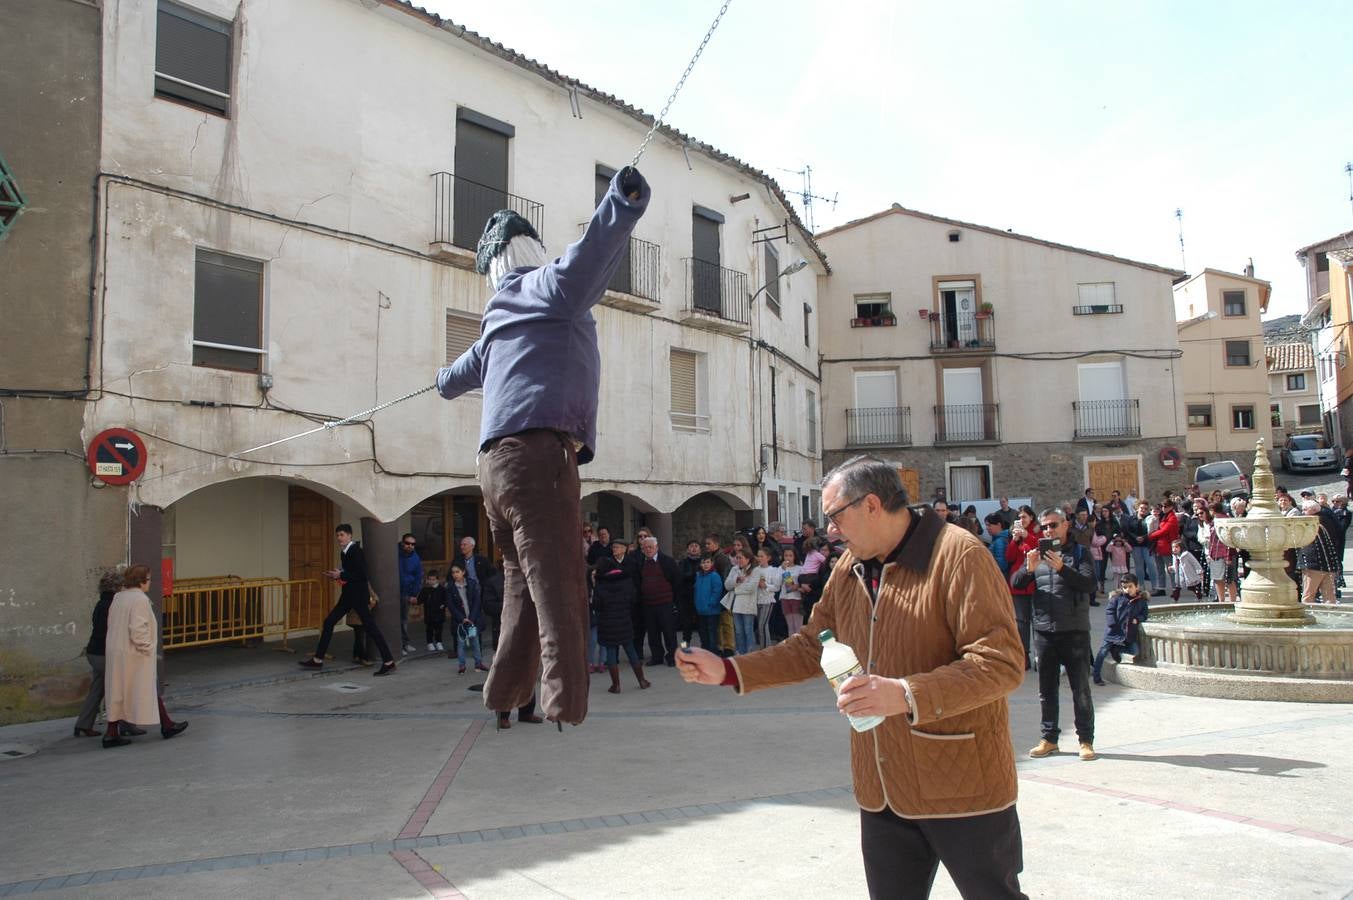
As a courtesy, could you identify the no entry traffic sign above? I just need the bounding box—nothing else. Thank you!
[88,428,147,485]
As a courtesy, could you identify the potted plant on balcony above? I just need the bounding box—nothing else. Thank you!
[918,308,930,320]
[927,311,939,321]
[975,302,993,319]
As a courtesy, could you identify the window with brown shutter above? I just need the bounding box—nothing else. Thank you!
[156,1,232,115]
[670,348,707,432]
[192,249,263,372]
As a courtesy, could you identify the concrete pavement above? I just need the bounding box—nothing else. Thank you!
[2,623,1353,899]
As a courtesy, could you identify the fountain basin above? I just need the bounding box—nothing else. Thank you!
[1108,603,1353,702]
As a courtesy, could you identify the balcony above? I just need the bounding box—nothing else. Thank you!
[934,403,1000,444]
[846,406,912,447]
[429,172,544,261]
[600,236,663,313]
[929,311,995,353]
[851,315,897,328]
[680,258,750,334]
[1073,399,1141,440]
[1072,304,1124,316]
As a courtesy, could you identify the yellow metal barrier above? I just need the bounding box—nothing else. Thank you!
[162,578,330,651]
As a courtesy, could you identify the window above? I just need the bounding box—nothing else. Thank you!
[1223,290,1246,317]
[155,1,232,115]
[1225,340,1251,367]
[764,243,781,316]
[854,292,892,320]
[1270,403,1282,427]
[1286,373,1306,391]
[670,348,708,432]
[1298,404,1321,426]
[445,311,480,364]
[691,207,723,313]
[1187,404,1213,428]
[596,165,633,296]
[193,249,263,372]
[806,388,817,453]
[1231,405,1255,431]
[948,464,991,502]
[452,109,513,250]
[1077,282,1116,307]
[803,303,811,348]
[1316,252,1330,273]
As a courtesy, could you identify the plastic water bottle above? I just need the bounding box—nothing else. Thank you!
[819,629,884,733]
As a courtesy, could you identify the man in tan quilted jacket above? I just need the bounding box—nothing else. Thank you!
[678,455,1027,899]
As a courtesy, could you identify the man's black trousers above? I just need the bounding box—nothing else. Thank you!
[1034,629,1095,744]
[642,603,678,664]
[859,805,1026,899]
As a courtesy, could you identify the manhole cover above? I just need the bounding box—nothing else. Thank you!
[325,682,369,694]
[0,743,36,761]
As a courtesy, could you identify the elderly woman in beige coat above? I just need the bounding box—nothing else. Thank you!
[102,565,188,749]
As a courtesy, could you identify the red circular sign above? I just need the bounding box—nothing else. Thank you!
[1159,446,1182,469]
[88,428,147,485]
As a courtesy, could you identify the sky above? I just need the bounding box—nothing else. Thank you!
[420,0,1353,318]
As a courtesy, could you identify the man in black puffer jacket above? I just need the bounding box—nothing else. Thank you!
[1012,508,1098,762]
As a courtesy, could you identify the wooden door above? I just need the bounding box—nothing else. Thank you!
[1087,459,1139,501]
[896,467,920,504]
[288,486,334,582]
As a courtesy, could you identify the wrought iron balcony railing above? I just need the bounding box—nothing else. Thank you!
[934,403,1000,443]
[682,258,750,326]
[609,236,661,302]
[431,172,544,251]
[846,406,912,447]
[1073,399,1141,439]
[930,311,995,352]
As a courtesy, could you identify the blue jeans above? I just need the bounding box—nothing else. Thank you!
[698,614,721,653]
[588,625,601,666]
[1154,554,1172,592]
[734,613,757,655]
[603,642,640,666]
[1131,545,1153,587]
[456,625,482,666]
[1093,639,1138,681]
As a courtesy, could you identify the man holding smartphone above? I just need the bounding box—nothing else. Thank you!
[1011,508,1097,761]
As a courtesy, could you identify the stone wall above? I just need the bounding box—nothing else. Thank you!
[670,495,740,550]
[824,436,1192,511]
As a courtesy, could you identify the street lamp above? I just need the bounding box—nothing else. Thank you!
[749,258,809,304]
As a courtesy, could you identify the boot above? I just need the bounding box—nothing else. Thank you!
[607,665,622,694]
[631,662,650,690]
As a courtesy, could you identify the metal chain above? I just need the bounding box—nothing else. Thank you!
[630,0,733,168]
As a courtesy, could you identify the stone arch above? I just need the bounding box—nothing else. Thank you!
[670,490,751,550]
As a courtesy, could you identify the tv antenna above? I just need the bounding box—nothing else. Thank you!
[1345,162,1352,216]
[777,164,838,232]
[1175,207,1187,273]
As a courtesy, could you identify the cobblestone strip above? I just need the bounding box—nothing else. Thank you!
[1020,772,1353,846]
[400,720,487,839]
[0,786,856,895]
[390,850,466,899]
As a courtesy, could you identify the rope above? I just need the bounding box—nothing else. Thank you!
[229,383,438,458]
[630,0,733,168]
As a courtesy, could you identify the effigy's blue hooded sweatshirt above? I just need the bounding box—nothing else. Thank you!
[435,169,651,464]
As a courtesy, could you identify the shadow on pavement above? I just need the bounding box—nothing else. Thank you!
[1095,752,1325,777]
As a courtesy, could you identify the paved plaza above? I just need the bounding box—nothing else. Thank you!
[2,611,1353,899]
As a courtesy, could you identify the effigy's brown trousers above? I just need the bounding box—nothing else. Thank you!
[478,429,589,724]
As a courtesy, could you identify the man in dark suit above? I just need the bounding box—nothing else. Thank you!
[300,524,397,676]
[1075,488,1097,518]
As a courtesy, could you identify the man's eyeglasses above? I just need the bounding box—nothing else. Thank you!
[823,495,866,526]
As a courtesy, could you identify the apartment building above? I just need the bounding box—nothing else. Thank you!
[1265,343,1320,440]
[816,205,1186,508]
[1297,231,1353,447]
[1173,269,1273,470]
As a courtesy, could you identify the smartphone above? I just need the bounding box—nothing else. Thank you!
[1038,537,1062,554]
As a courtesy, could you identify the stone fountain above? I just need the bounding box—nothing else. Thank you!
[1109,438,1353,701]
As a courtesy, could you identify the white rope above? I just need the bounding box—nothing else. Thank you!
[630,0,733,168]
[229,383,438,458]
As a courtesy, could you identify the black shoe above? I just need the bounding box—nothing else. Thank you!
[373,662,397,677]
[665,657,676,667]
[74,727,101,738]
[1093,678,1107,686]
[102,736,132,749]
[161,721,189,740]
[298,658,323,669]
[120,725,147,737]
[1089,600,1100,607]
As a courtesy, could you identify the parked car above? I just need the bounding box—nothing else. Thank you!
[1280,434,1340,473]
[1194,460,1249,498]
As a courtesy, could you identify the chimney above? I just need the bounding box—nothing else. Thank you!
[1244,257,1255,278]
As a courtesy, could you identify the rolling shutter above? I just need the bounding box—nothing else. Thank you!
[670,349,698,418]
[445,311,480,364]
